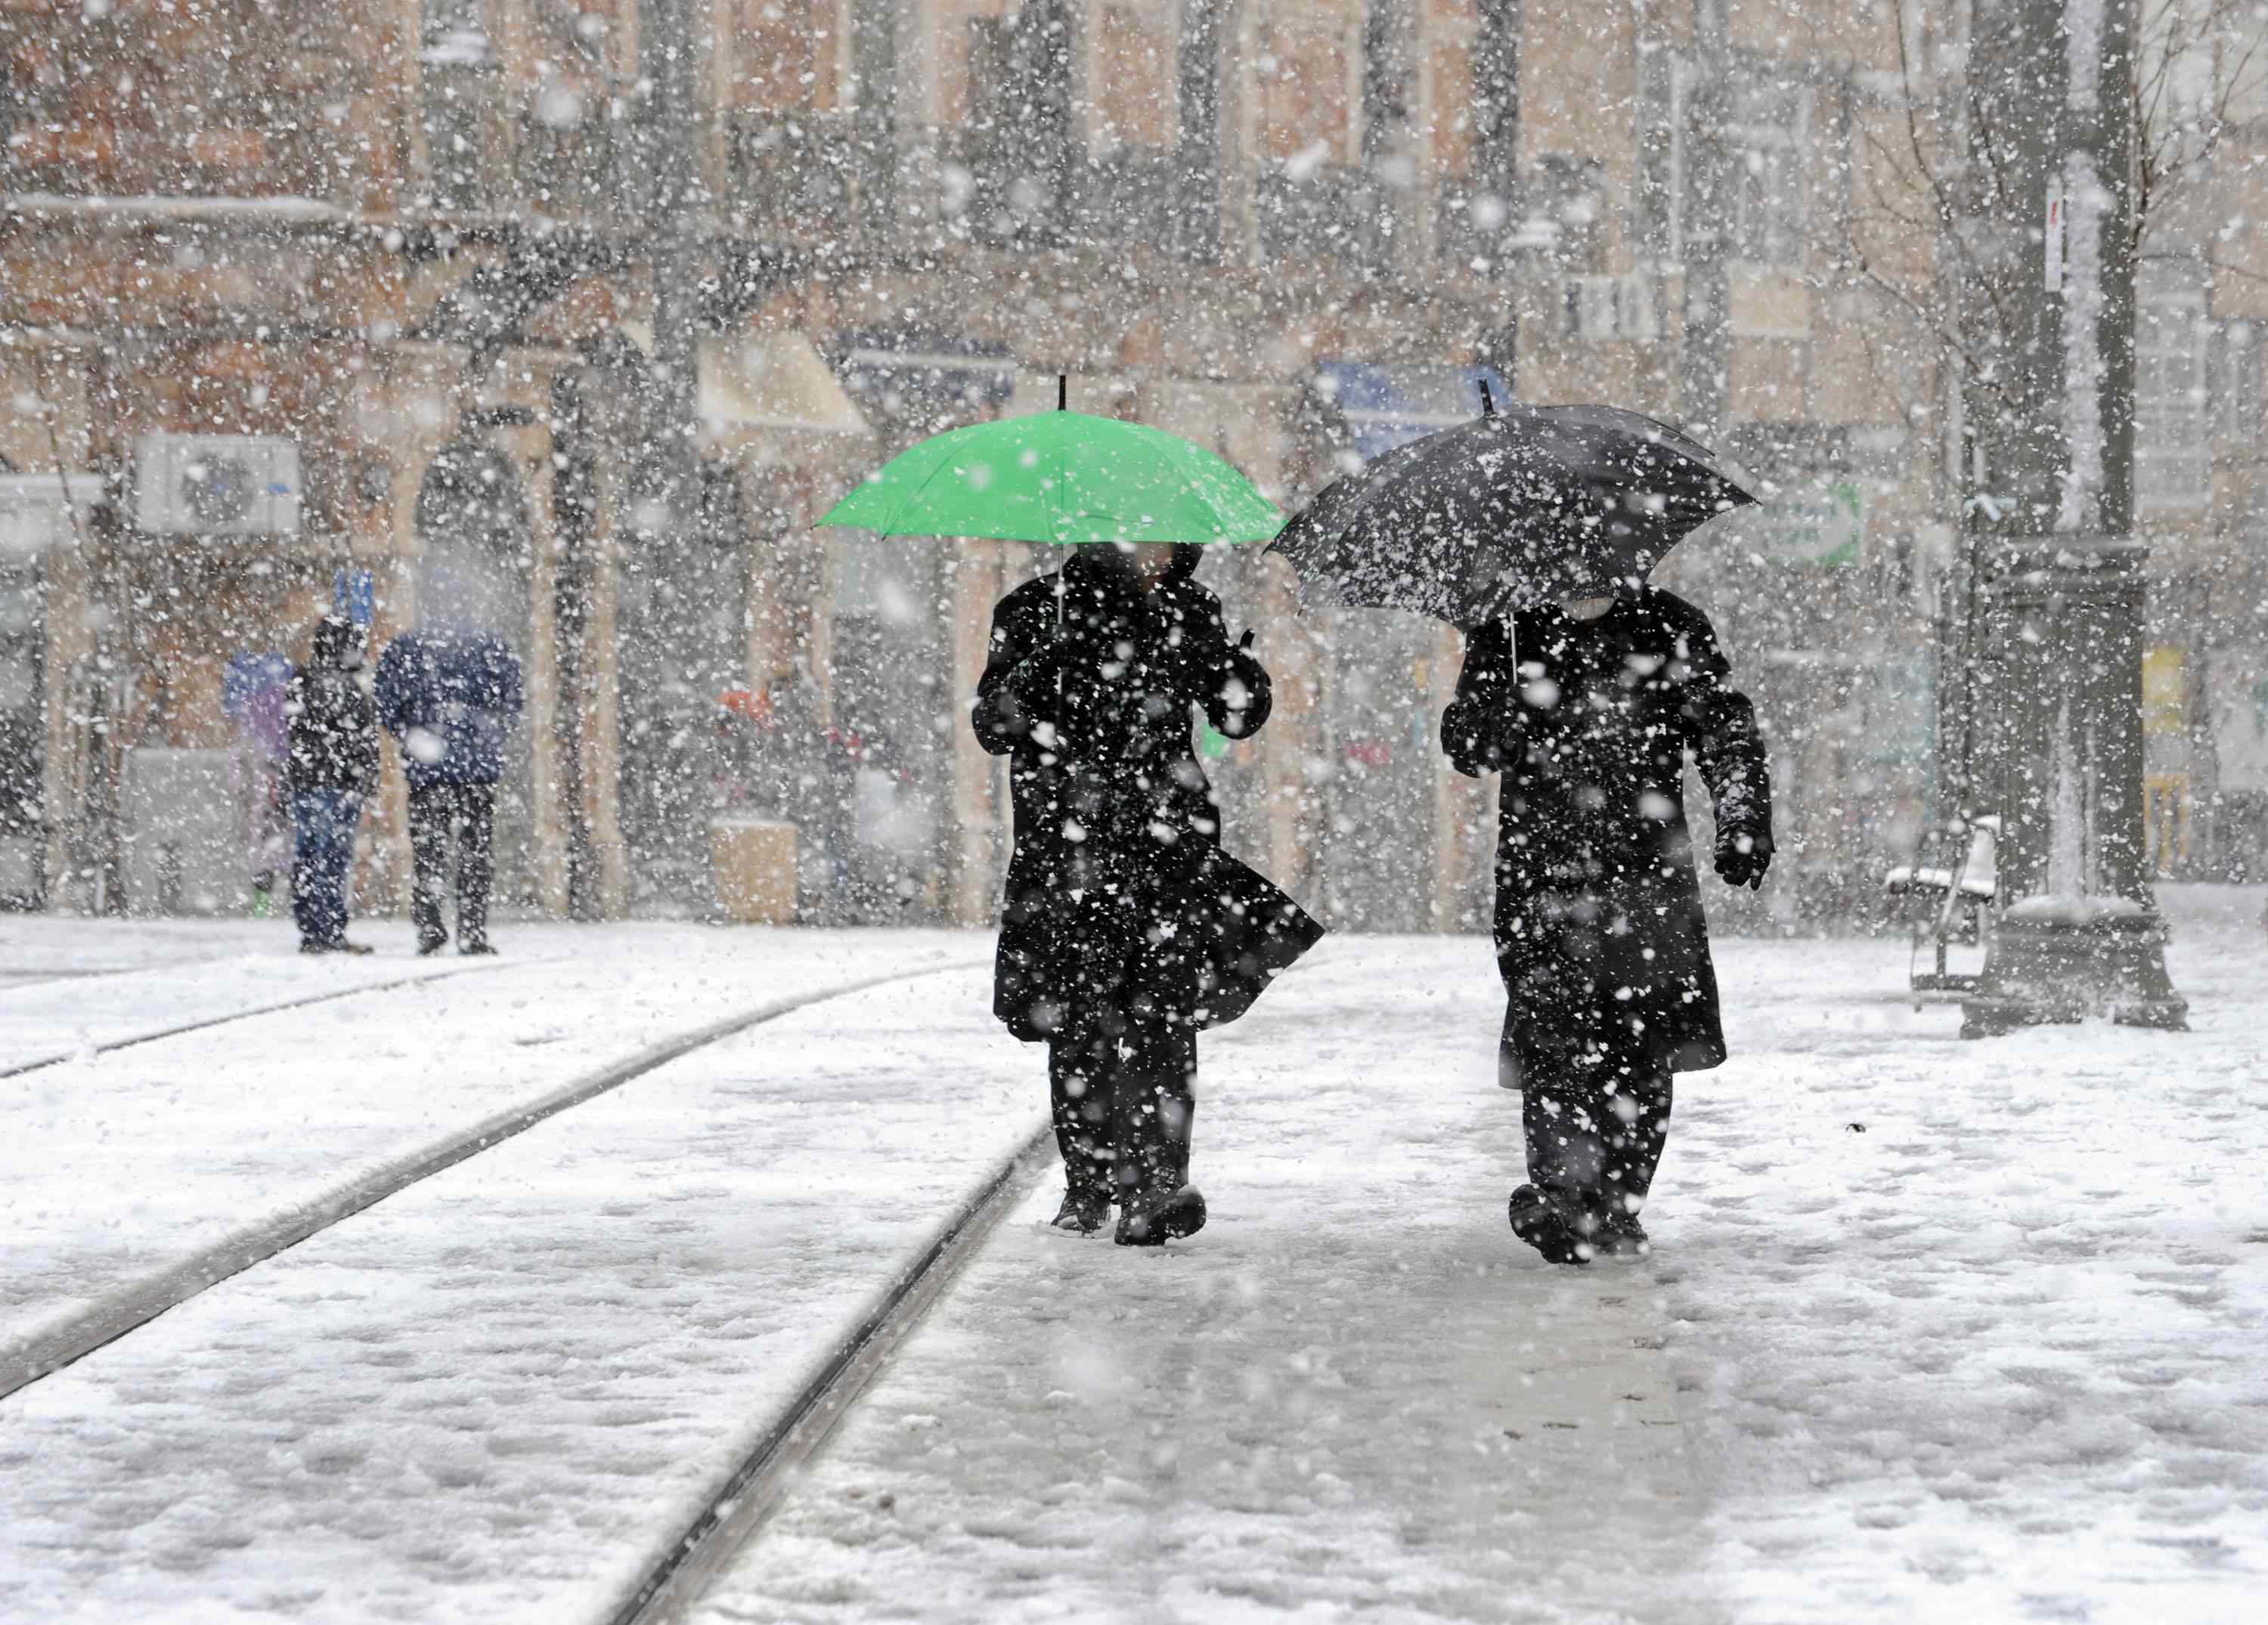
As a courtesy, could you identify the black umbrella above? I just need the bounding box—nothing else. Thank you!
[1266,385,1756,630]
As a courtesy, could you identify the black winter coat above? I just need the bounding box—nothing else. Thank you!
[286,622,380,796]
[1442,590,1770,1072]
[972,546,1323,1042]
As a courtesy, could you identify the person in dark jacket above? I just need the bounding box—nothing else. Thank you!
[974,541,1321,1246]
[1442,585,1771,1264]
[374,627,525,955]
[286,617,380,955]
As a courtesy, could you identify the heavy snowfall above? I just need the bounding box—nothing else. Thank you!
[2,0,2266,1619]
[0,905,2262,1621]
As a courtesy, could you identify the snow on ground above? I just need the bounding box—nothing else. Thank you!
[0,925,975,1386]
[0,918,484,1068]
[696,936,1715,1625]
[696,895,2268,1625]
[0,956,1038,1622]
[2,900,2264,1623]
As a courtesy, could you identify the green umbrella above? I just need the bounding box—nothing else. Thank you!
[817,385,1282,544]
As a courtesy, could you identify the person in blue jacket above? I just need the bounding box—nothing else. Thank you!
[375,627,525,955]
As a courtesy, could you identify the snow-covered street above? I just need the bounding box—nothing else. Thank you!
[3,901,2265,1622]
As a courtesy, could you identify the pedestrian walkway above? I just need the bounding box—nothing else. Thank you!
[694,939,1721,1623]
[696,912,2268,1624]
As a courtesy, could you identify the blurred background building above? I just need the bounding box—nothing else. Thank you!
[0,0,2260,929]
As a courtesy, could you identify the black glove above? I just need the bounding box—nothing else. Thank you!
[1207,631,1266,738]
[1715,828,1774,890]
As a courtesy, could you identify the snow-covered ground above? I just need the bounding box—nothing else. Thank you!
[701,890,2268,1625]
[2,897,2263,1623]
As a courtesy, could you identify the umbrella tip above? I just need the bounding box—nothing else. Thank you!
[1058,375,1067,411]
[1478,378,1496,416]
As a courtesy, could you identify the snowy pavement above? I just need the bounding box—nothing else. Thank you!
[2,923,978,1394]
[2,902,2264,1623]
[699,894,2268,1625]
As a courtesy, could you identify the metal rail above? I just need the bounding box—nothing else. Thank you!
[607,1126,1058,1625]
[0,961,985,1400]
[0,955,511,1080]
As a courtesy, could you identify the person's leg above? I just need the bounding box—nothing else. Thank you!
[1110,1021,1196,1195]
[290,792,333,948]
[407,786,450,952]
[324,793,366,950]
[1048,1018,1116,1230]
[1513,1019,1672,1261]
[456,785,496,951]
[1594,1040,1672,1233]
[1510,1022,1610,1262]
[1112,1017,1205,1245]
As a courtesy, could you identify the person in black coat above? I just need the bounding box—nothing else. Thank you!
[285,616,380,955]
[1443,585,1771,1264]
[973,541,1322,1246]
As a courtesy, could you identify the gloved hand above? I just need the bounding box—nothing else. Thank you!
[1715,828,1774,890]
[1207,630,1267,738]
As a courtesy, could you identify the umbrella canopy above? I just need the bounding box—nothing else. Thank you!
[817,406,1283,544]
[1266,393,1755,630]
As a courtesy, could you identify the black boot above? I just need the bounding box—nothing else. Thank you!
[1115,1185,1206,1246]
[1594,1209,1651,1258]
[1050,1187,1111,1233]
[1509,1184,1597,1266]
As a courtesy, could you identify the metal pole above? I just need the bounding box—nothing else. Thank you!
[640,0,703,535]
[1678,0,1731,441]
[1959,0,2184,1035]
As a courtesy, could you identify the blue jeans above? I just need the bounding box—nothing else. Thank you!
[291,791,364,947]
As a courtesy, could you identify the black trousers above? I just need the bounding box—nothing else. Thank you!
[408,783,496,947]
[1504,1021,1673,1223]
[1048,1013,1197,1202]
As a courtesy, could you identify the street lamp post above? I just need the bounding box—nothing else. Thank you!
[1958,0,2186,1035]
[639,0,704,534]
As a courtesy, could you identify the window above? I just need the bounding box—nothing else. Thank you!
[1089,2,1179,150]
[1724,79,1808,268]
[734,0,841,113]
[2212,320,2260,447]
[2135,272,2212,510]
[1255,1,1362,168]
[1662,60,1811,269]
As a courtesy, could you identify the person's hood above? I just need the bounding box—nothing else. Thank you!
[310,616,365,671]
[1059,542,1204,595]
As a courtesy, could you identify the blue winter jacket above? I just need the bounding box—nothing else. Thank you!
[374,631,525,788]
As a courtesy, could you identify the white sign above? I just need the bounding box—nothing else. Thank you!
[2045,189,2066,292]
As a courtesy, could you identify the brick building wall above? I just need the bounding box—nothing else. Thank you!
[1,0,2258,922]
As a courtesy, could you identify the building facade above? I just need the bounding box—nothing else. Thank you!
[0,0,2259,928]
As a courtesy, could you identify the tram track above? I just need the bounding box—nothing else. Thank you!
[0,958,987,1401]
[0,952,516,1081]
[606,1122,1057,1625]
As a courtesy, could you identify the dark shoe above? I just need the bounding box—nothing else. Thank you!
[459,940,497,957]
[417,936,448,958]
[336,940,375,957]
[1594,1209,1651,1258]
[1049,1190,1111,1233]
[1115,1186,1207,1247]
[1509,1184,1595,1266]
[299,941,333,956]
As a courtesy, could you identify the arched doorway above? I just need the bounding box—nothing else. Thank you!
[413,441,538,908]
[614,462,752,913]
